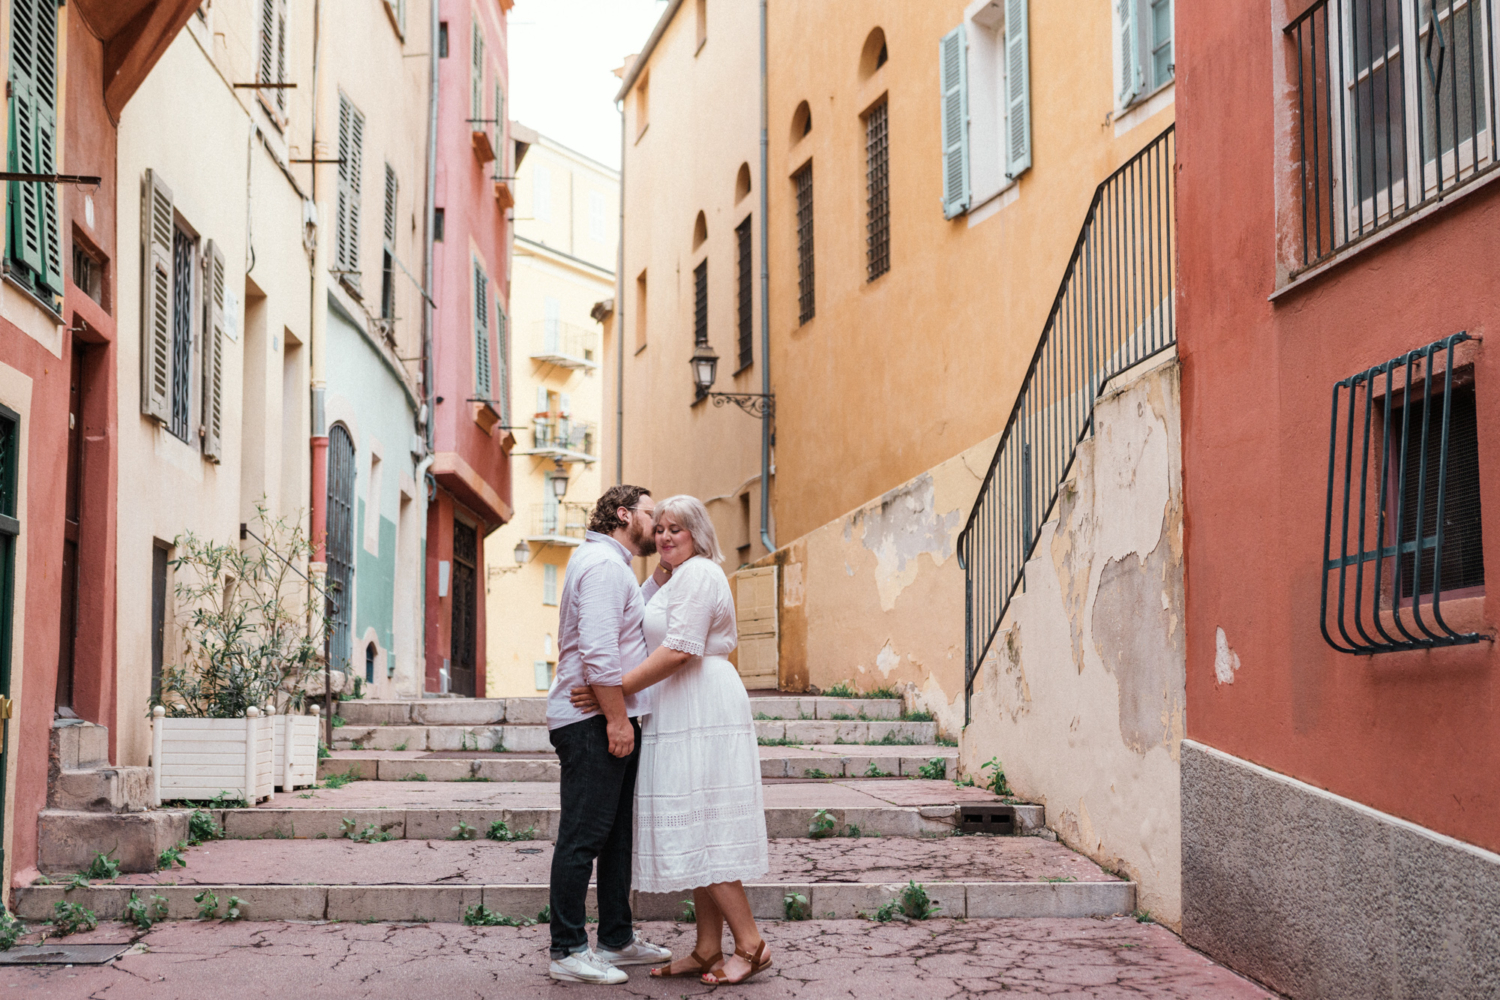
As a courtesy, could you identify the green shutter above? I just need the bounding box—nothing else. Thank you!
[939,25,970,219]
[473,262,491,398]
[495,301,509,423]
[1118,0,1142,106]
[7,0,60,295]
[1005,0,1032,179]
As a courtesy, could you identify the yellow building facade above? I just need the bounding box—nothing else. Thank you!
[484,132,617,697]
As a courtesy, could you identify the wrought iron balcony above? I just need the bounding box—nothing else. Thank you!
[515,417,597,464]
[529,320,600,371]
[525,502,592,545]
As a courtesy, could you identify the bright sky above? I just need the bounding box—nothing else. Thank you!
[508,0,670,170]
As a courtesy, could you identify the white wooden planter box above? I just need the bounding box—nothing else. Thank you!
[271,710,320,791]
[150,707,274,805]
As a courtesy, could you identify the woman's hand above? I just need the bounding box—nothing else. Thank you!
[570,686,601,713]
[651,560,673,587]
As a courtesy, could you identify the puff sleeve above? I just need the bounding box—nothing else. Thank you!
[660,559,716,657]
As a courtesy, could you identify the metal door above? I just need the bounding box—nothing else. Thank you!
[450,519,477,697]
[326,425,355,674]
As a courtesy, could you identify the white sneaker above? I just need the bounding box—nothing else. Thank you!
[549,949,628,984]
[595,937,673,967]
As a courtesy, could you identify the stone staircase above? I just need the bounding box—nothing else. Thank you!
[40,720,186,873]
[13,696,1137,927]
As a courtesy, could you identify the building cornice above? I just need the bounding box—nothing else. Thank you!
[614,0,685,102]
[513,235,615,280]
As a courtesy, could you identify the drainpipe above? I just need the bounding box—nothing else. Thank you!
[307,0,333,746]
[614,99,625,485]
[422,0,439,454]
[757,0,774,554]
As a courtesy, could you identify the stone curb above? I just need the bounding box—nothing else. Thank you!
[338,697,906,728]
[330,719,938,752]
[319,752,950,782]
[13,880,1134,923]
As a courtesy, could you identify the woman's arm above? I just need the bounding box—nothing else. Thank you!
[577,643,690,711]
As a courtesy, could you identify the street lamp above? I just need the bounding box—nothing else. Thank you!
[550,473,569,499]
[690,342,775,418]
[513,540,530,565]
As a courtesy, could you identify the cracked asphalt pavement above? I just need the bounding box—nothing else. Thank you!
[1,917,1279,999]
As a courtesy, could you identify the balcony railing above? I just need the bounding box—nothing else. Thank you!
[530,320,600,370]
[1286,0,1499,271]
[957,126,1175,724]
[527,502,592,543]
[521,417,597,463]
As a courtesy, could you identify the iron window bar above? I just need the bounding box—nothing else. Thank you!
[956,125,1176,725]
[865,100,891,282]
[1285,0,1500,273]
[1320,331,1488,653]
[794,163,815,323]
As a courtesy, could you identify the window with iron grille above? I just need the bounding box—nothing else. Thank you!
[794,163,814,323]
[326,424,356,672]
[735,215,753,369]
[1286,0,1498,270]
[335,94,365,294]
[865,100,890,281]
[169,226,195,442]
[1321,331,1486,653]
[693,259,708,348]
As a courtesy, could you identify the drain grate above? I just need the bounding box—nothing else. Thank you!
[0,943,131,965]
[959,804,1016,835]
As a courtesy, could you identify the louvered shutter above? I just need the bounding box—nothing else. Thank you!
[494,84,504,169]
[275,0,288,114]
[1004,0,1033,179]
[7,0,61,294]
[495,301,509,423]
[259,0,275,89]
[471,25,484,120]
[383,165,398,248]
[473,263,491,398]
[1118,0,1141,106]
[336,95,364,289]
[939,25,970,218]
[201,240,226,462]
[31,0,60,295]
[140,170,174,423]
[535,386,548,416]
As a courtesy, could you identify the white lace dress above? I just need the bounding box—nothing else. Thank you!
[633,556,768,894]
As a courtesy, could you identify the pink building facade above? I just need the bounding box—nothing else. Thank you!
[425,0,514,696]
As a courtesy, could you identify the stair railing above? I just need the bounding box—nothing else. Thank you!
[957,125,1176,724]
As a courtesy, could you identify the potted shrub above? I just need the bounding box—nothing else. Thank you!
[150,506,325,804]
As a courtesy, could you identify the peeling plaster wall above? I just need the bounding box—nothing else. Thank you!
[964,358,1185,927]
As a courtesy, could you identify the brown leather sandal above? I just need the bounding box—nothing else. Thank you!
[702,940,772,985]
[650,948,723,978]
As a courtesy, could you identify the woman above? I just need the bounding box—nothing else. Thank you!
[572,495,772,986]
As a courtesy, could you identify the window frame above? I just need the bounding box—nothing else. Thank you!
[864,99,891,282]
[1118,0,1175,111]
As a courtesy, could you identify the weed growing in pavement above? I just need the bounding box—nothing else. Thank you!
[808,808,839,839]
[0,909,22,950]
[491,743,508,753]
[272,828,292,839]
[828,712,856,721]
[917,757,948,780]
[393,742,408,751]
[50,901,97,936]
[298,792,316,799]
[783,893,811,921]
[822,682,859,699]
[189,809,222,844]
[209,790,247,810]
[462,904,533,927]
[156,842,189,870]
[535,904,551,923]
[32,875,52,886]
[460,731,479,751]
[487,820,537,842]
[935,736,958,747]
[1042,876,1077,883]
[124,892,169,931]
[450,820,478,841]
[1133,909,1154,924]
[454,775,491,782]
[64,873,92,892]
[82,851,121,882]
[331,715,346,728]
[981,757,1015,798]
[194,890,220,919]
[863,762,891,778]
[323,768,361,789]
[317,740,331,760]
[901,709,934,722]
[842,824,864,839]
[953,773,977,789]
[802,768,831,779]
[341,818,394,844]
[757,736,802,747]
[350,739,366,751]
[754,712,776,720]
[223,896,245,921]
[399,773,428,782]
[678,898,696,922]
[871,882,940,922]
[872,732,920,746]
[865,685,901,699]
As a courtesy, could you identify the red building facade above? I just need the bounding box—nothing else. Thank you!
[1177,1,1500,995]
[425,0,515,696]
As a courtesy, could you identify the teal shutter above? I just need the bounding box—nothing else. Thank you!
[1118,0,1142,106]
[939,25,970,219]
[6,0,61,295]
[1004,0,1032,179]
[473,262,491,398]
[495,300,509,423]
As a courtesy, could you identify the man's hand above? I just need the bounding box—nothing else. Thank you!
[606,715,635,757]
[570,685,601,713]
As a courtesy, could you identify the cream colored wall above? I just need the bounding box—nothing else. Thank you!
[613,0,767,568]
[486,139,616,698]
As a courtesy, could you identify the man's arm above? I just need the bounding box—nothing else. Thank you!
[592,685,634,757]
[575,565,634,757]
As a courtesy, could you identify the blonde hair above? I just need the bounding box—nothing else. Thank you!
[654,495,724,564]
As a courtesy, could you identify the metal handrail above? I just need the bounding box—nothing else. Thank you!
[958,125,1176,724]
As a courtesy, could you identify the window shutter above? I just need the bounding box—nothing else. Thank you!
[275,0,288,113]
[471,25,484,120]
[939,25,970,219]
[1118,0,1142,106]
[535,385,548,416]
[1004,0,1032,179]
[140,170,174,423]
[8,0,60,292]
[543,564,557,605]
[559,392,571,416]
[383,164,398,248]
[534,660,550,690]
[259,0,275,91]
[495,301,509,423]
[494,84,504,167]
[336,95,364,288]
[201,240,226,462]
[473,263,491,398]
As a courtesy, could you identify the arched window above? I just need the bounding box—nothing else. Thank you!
[859,27,887,79]
[365,642,377,684]
[692,211,708,250]
[735,162,752,203]
[326,424,356,674]
[791,100,812,142]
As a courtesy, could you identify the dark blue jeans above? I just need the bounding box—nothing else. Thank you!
[548,715,641,959]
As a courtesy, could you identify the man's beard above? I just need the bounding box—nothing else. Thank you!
[629,518,657,556]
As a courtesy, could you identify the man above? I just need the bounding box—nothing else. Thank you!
[547,485,672,984]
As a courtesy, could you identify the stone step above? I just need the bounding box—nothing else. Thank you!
[336,695,905,728]
[15,836,1131,923]
[330,719,938,752]
[53,720,110,770]
[38,810,189,874]
[48,767,155,813]
[181,778,1030,843]
[319,745,958,782]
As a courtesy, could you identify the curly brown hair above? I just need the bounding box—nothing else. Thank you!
[588,485,651,534]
